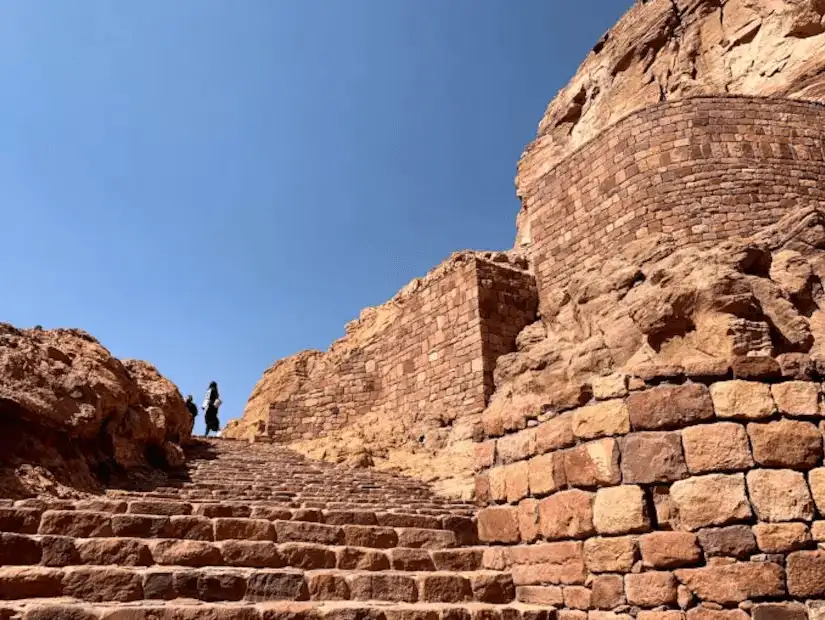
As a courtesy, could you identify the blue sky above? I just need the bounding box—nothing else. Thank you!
[0,1,632,435]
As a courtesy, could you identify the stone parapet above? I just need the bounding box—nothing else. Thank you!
[521,96,825,309]
[474,371,825,615]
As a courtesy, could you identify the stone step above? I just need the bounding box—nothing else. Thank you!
[1,598,555,620]
[0,566,516,605]
[0,510,463,549]
[7,502,475,534]
[0,533,489,571]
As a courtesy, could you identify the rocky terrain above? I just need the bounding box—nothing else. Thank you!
[0,325,193,498]
[515,0,825,245]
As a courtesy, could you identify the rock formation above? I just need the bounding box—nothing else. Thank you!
[0,324,193,498]
[515,0,825,246]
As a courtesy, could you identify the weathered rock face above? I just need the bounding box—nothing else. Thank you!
[0,325,192,498]
[223,351,323,440]
[515,0,825,246]
[485,205,825,436]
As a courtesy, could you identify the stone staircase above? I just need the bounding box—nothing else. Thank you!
[0,438,547,620]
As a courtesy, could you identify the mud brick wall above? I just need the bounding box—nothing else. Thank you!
[268,256,537,444]
[472,363,825,617]
[520,96,825,311]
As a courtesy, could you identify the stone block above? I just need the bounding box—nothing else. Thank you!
[418,574,472,603]
[752,522,811,553]
[477,507,519,543]
[639,532,701,569]
[475,473,491,504]
[562,438,621,488]
[562,585,591,610]
[583,536,637,575]
[669,474,752,530]
[620,431,687,483]
[747,418,822,469]
[591,574,625,609]
[488,467,506,503]
[788,550,825,596]
[593,485,650,535]
[675,562,785,604]
[751,603,807,620]
[536,412,575,453]
[509,541,586,586]
[538,490,595,540]
[528,452,566,496]
[637,613,685,620]
[515,585,563,605]
[504,461,530,504]
[517,499,540,543]
[685,611,749,620]
[680,422,753,474]
[747,469,815,522]
[625,571,677,607]
[474,441,496,470]
[571,399,630,439]
[626,384,713,430]
[470,572,514,604]
[771,380,821,417]
[497,429,536,464]
[710,380,775,419]
[811,468,825,514]
[696,525,757,559]
[592,373,629,400]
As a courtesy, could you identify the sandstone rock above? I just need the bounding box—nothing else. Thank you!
[517,499,540,543]
[583,536,637,573]
[476,507,519,544]
[562,438,621,488]
[473,442,496,471]
[538,490,595,540]
[562,585,591,610]
[536,413,575,453]
[685,611,750,620]
[747,469,815,522]
[772,381,822,417]
[809,468,825,514]
[747,418,823,469]
[591,574,625,610]
[675,562,785,604]
[752,522,812,554]
[571,399,629,440]
[504,461,529,504]
[787,550,825,596]
[696,525,757,559]
[681,422,753,474]
[528,452,566,497]
[710,381,775,420]
[509,541,586,586]
[497,429,536,464]
[593,485,650,535]
[515,0,825,209]
[751,603,808,620]
[639,532,701,569]
[0,324,192,497]
[625,571,678,607]
[515,585,563,606]
[620,431,687,484]
[626,384,714,431]
[670,474,753,530]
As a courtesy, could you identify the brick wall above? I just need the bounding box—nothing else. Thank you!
[473,363,825,615]
[521,96,825,311]
[267,254,537,443]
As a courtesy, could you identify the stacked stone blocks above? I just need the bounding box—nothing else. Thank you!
[475,368,825,617]
[268,256,537,443]
[520,96,825,313]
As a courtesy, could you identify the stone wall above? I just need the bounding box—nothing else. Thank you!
[520,96,825,312]
[473,362,825,616]
[267,254,537,444]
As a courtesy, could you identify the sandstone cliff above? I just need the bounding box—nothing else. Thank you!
[515,0,825,245]
[0,324,193,498]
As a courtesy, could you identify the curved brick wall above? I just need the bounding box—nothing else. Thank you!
[521,96,825,305]
[474,373,825,616]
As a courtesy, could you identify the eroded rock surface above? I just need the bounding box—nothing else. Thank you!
[0,325,192,498]
[515,0,825,245]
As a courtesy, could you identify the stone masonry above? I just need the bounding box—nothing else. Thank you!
[267,253,537,444]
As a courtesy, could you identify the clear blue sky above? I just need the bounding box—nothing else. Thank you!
[0,1,632,435]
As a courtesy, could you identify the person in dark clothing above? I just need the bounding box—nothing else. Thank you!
[202,381,221,437]
[185,395,198,419]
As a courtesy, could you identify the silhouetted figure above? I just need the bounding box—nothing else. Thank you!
[203,381,221,437]
[185,395,198,419]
